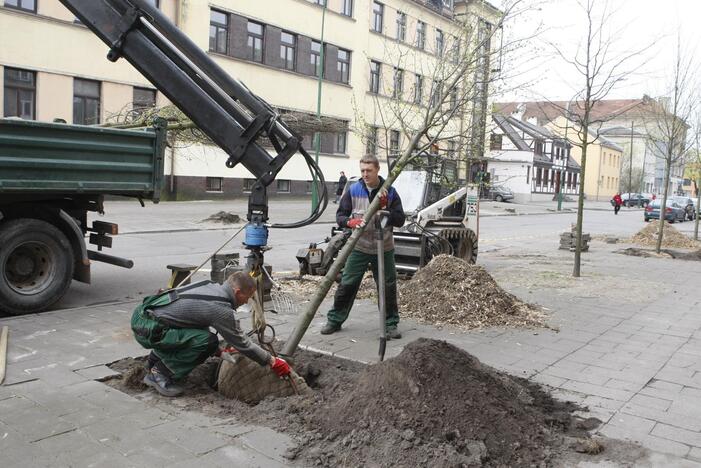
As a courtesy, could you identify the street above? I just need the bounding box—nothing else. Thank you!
[46,199,696,312]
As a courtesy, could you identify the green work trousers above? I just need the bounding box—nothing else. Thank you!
[326,249,399,328]
[131,309,218,380]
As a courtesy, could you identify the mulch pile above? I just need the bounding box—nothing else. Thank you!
[107,339,600,467]
[398,255,547,330]
[279,273,377,301]
[631,220,699,249]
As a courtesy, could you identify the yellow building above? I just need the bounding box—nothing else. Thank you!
[549,117,623,201]
[0,0,500,199]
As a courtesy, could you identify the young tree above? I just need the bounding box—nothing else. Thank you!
[282,0,532,356]
[545,0,651,277]
[645,37,699,252]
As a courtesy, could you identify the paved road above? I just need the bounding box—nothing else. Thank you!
[41,201,697,312]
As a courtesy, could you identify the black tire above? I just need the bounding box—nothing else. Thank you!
[0,219,74,315]
[495,195,504,203]
[456,230,478,264]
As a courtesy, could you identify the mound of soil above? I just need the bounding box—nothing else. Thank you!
[398,255,547,329]
[618,247,701,261]
[201,211,241,224]
[107,340,597,467]
[631,221,699,249]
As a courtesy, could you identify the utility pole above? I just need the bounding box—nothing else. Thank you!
[311,3,327,212]
[629,121,634,194]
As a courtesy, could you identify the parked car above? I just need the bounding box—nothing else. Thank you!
[670,196,696,221]
[621,193,650,207]
[644,200,686,223]
[485,186,514,202]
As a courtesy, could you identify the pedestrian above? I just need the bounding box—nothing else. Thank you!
[613,192,623,215]
[130,272,290,397]
[321,155,405,339]
[334,171,347,204]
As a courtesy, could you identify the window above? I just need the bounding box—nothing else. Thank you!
[337,49,351,84]
[209,10,228,54]
[447,141,456,158]
[366,126,378,156]
[393,68,404,98]
[276,179,291,193]
[247,20,264,62]
[370,60,381,94]
[435,29,444,57]
[450,35,460,64]
[280,31,296,71]
[429,80,442,108]
[490,134,502,150]
[341,0,353,16]
[372,1,383,33]
[73,79,100,125]
[206,177,223,192]
[390,130,400,156]
[3,67,35,119]
[4,0,36,13]
[413,74,423,104]
[449,87,458,110]
[243,179,256,192]
[336,132,347,153]
[313,0,326,5]
[133,87,156,112]
[416,21,426,49]
[396,11,406,41]
[311,40,322,78]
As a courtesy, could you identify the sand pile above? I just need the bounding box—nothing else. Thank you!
[632,221,699,249]
[398,255,546,329]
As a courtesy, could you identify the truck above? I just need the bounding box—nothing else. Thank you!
[0,0,327,314]
[0,118,166,315]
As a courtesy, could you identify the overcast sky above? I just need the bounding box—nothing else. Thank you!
[493,0,701,102]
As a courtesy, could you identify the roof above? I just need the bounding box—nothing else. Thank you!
[599,126,646,137]
[596,134,624,152]
[493,99,660,125]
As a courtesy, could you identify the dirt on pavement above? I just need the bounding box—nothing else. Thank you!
[631,221,700,249]
[398,255,548,330]
[106,338,603,467]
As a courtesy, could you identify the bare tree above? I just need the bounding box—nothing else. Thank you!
[645,37,699,252]
[282,0,533,356]
[544,0,651,277]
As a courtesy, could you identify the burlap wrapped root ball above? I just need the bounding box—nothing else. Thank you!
[217,353,310,403]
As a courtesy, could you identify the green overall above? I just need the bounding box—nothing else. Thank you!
[130,285,220,380]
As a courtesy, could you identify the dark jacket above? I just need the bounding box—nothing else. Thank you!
[336,176,404,254]
[336,175,348,195]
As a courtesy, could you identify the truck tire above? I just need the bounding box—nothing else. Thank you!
[456,230,478,264]
[0,219,74,315]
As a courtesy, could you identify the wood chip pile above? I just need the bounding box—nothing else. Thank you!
[631,221,699,249]
[278,274,377,301]
[398,255,547,329]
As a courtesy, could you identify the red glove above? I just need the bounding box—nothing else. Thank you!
[347,218,365,229]
[271,357,291,378]
[379,191,388,210]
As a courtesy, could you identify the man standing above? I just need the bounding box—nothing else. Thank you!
[321,155,405,339]
[613,192,623,215]
[334,171,348,203]
[131,272,290,397]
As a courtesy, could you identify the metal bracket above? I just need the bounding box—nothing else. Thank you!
[106,7,140,62]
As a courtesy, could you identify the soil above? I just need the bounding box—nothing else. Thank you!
[631,220,700,249]
[201,211,242,224]
[106,338,601,467]
[397,255,548,330]
[617,247,701,261]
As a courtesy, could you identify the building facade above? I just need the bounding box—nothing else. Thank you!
[1,0,501,200]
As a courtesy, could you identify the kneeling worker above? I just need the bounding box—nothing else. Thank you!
[131,271,290,397]
[322,154,405,338]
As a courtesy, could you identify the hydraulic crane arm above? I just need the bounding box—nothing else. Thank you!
[58,0,327,230]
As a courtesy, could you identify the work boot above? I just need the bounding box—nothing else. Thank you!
[386,326,402,340]
[143,366,184,397]
[320,322,341,335]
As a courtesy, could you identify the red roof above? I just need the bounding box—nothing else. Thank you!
[493,99,660,124]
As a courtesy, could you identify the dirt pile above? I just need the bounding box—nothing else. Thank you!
[279,273,377,301]
[398,255,547,329]
[631,221,699,249]
[201,211,241,224]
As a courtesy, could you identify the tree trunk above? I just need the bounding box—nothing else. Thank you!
[573,135,589,278]
[695,176,700,240]
[656,158,673,253]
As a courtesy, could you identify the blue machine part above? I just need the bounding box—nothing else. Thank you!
[244,223,269,247]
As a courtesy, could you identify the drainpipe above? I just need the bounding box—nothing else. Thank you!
[595,145,603,201]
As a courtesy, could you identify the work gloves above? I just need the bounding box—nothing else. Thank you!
[379,190,388,210]
[271,357,291,378]
[347,218,365,229]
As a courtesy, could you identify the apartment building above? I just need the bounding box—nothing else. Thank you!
[0,0,501,199]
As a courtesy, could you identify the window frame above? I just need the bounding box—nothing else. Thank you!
[3,0,36,13]
[73,78,101,125]
[413,74,423,105]
[366,126,379,156]
[3,67,36,120]
[205,177,223,192]
[396,11,406,41]
[133,87,157,112]
[336,131,347,154]
[393,67,404,99]
[341,0,353,16]
[416,21,426,49]
[372,1,384,33]
[337,48,351,84]
[243,178,256,193]
[389,130,400,156]
[276,179,291,193]
[208,9,229,54]
[247,20,265,63]
[311,40,323,78]
[435,28,444,57]
[280,31,296,71]
[369,60,381,94]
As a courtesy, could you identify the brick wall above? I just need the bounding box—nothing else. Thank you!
[162,176,334,201]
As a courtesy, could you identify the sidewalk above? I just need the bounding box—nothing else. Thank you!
[2,241,701,466]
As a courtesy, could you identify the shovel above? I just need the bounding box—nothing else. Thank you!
[375,211,389,362]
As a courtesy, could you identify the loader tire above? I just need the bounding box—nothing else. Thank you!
[456,230,478,264]
[0,219,74,315]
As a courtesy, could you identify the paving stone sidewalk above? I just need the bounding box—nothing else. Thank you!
[1,240,701,466]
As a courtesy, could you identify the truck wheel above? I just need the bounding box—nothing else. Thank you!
[456,231,478,264]
[0,219,74,315]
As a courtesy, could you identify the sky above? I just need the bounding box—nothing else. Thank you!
[491,0,701,102]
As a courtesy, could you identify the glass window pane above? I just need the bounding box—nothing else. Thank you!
[4,88,18,117]
[23,0,35,10]
[217,29,227,53]
[281,32,294,45]
[248,22,262,35]
[19,89,33,119]
[73,97,84,125]
[209,25,217,50]
[74,79,100,98]
[85,98,100,124]
[210,10,227,25]
[5,0,19,7]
